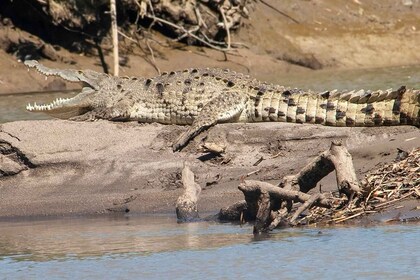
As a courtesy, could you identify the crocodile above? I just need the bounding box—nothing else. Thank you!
[24,60,420,151]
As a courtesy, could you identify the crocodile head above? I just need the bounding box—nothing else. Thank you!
[25,60,111,119]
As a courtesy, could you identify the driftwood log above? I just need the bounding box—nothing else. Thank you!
[217,200,248,221]
[238,181,333,233]
[221,141,360,234]
[175,163,201,222]
[280,141,360,197]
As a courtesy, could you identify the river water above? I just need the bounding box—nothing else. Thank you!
[0,215,419,279]
[1,65,420,278]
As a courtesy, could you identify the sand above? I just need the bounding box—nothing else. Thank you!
[1,120,419,218]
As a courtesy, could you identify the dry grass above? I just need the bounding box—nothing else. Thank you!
[298,148,420,225]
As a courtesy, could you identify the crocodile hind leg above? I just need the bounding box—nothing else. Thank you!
[173,92,248,152]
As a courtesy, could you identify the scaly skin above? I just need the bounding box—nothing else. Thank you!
[24,60,420,151]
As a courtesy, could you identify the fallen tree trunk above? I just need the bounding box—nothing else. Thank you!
[280,141,360,198]
[239,180,332,209]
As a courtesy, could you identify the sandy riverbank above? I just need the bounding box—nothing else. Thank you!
[1,120,419,218]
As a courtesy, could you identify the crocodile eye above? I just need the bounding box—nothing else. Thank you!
[78,70,83,74]
[145,78,152,87]
[156,83,164,95]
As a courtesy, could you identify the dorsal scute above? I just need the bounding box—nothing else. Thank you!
[338,90,354,101]
[357,90,373,104]
[329,89,340,99]
[385,86,406,100]
[347,89,365,103]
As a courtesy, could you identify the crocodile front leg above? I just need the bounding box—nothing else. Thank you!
[173,91,248,152]
[69,102,132,121]
[68,108,119,121]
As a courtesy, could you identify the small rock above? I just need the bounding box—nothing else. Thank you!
[0,155,26,176]
[395,148,408,161]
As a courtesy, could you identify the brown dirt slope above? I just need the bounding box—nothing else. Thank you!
[0,0,419,94]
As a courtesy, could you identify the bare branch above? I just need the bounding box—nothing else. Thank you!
[110,0,119,76]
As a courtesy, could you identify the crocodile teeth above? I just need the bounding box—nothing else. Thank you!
[26,96,75,112]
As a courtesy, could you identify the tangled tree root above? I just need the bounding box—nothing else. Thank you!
[137,0,255,49]
[1,0,255,52]
[176,143,420,234]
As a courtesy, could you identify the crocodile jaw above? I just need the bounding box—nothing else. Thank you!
[26,88,92,119]
[24,60,105,119]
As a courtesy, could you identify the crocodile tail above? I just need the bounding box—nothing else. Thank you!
[274,86,420,127]
[332,86,419,127]
[397,87,420,127]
